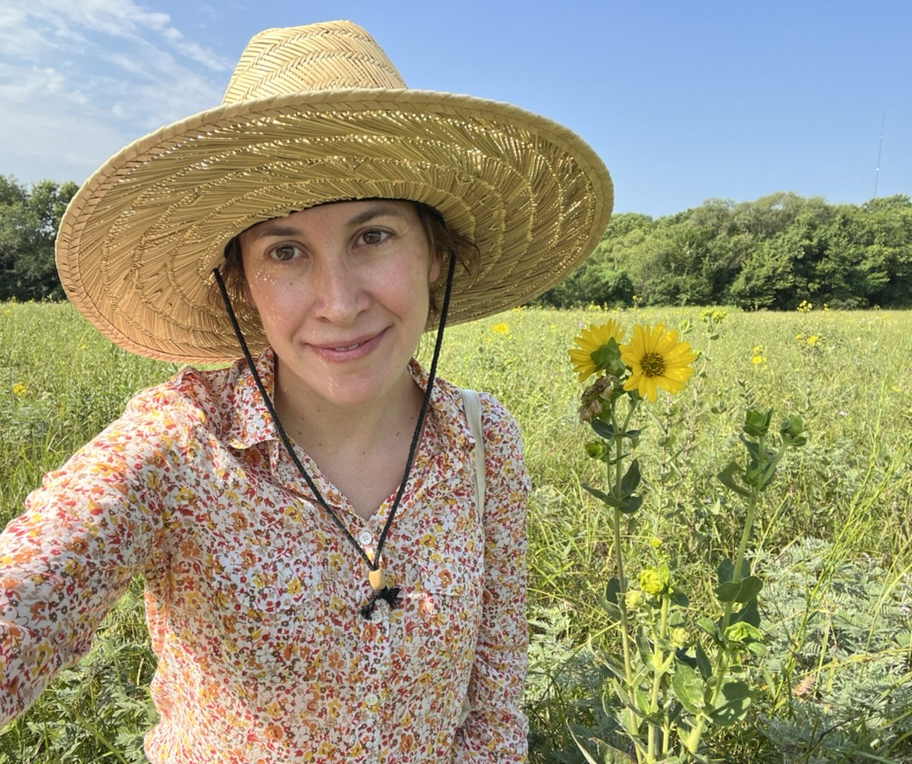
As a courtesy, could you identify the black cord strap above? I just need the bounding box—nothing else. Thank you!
[212,252,456,619]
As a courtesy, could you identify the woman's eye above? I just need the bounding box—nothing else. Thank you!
[359,229,388,246]
[269,244,302,261]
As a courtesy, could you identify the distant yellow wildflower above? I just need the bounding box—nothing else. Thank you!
[11,383,27,397]
[620,324,696,402]
[491,322,511,335]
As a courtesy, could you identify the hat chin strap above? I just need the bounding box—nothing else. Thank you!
[211,252,458,619]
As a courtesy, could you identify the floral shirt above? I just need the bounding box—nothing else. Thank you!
[0,348,530,763]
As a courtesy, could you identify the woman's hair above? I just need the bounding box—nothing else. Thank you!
[217,200,480,320]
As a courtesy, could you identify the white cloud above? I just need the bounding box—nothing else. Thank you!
[0,0,231,182]
[0,100,132,184]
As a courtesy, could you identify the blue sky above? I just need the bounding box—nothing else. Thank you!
[0,0,908,218]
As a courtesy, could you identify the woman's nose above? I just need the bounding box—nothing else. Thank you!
[311,254,368,322]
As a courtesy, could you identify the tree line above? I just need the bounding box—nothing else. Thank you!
[1,174,910,308]
[539,191,911,310]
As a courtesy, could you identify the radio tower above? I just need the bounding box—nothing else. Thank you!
[873,114,885,199]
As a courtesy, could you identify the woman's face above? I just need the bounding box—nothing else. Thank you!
[239,199,441,411]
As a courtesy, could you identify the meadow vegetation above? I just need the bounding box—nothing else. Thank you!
[1,301,910,762]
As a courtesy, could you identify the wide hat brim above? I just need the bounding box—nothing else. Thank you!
[57,88,613,363]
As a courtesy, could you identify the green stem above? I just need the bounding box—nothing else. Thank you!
[685,433,779,754]
[609,398,641,745]
[647,594,671,760]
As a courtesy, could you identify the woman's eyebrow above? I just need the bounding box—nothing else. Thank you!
[246,223,301,240]
[246,203,408,241]
[345,203,409,227]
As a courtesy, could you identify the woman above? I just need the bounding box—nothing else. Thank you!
[0,20,613,763]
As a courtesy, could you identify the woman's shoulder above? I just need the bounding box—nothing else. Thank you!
[119,360,247,434]
[434,376,522,447]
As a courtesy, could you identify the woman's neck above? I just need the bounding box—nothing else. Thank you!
[272,368,426,519]
[273,365,423,460]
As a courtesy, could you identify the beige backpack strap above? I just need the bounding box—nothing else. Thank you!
[460,388,486,516]
[459,393,485,727]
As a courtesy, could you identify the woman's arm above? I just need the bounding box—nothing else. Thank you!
[452,393,530,763]
[0,393,175,724]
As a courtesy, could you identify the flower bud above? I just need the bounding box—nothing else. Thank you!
[625,590,644,611]
[671,627,689,646]
[639,568,666,596]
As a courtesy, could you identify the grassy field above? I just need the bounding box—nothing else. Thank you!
[1,301,910,762]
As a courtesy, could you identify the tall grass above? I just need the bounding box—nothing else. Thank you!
[1,301,910,762]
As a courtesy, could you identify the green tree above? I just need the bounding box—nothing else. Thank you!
[0,175,78,300]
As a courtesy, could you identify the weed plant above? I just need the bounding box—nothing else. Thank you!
[1,301,910,762]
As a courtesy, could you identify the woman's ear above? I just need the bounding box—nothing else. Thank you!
[242,280,256,311]
[428,249,443,284]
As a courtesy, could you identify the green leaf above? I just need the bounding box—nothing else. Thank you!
[735,575,763,603]
[715,574,763,604]
[717,558,750,584]
[570,729,637,764]
[671,663,704,715]
[743,407,773,438]
[590,419,616,440]
[605,577,621,605]
[714,582,741,603]
[619,495,643,515]
[671,590,689,608]
[696,617,721,642]
[635,627,652,663]
[709,679,753,727]
[695,640,713,679]
[740,435,762,463]
[620,458,641,495]
[732,597,761,628]
[780,414,806,446]
[717,558,735,585]
[717,461,751,497]
[601,578,622,621]
[581,482,618,508]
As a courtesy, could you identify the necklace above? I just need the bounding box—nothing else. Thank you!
[212,255,455,619]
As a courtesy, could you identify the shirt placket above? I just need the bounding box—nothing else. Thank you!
[354,524,391,760]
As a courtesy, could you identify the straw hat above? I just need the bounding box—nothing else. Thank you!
[56,20,613,363]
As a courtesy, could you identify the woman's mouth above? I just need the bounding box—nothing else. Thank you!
[310,329,387,361]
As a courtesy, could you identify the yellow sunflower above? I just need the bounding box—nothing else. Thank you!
[620,323,696,402]
[568,320,626,382]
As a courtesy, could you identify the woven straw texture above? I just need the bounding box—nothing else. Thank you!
[56,21,614,363]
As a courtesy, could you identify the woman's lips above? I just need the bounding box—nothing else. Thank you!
[308,328,387,362]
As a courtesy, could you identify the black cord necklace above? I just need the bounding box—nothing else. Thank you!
[212,254,456,619]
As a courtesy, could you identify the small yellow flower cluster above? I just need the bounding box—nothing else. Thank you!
[796,299,813,313]
[11,383,27,397]
[701,307,728,324]
[795,333,821,348]
[751,345,767,365]
[490,322,511,336]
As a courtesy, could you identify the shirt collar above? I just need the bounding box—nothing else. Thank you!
[224,348,475,454]
[224,346,278,450]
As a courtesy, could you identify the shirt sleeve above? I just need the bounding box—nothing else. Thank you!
[0,388,180,725]
[452,394,530,763]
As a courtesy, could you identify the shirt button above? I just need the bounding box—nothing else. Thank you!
[358,530,373,546]
[364,692,379,708]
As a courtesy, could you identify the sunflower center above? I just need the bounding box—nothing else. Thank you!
[641,351,666,377]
